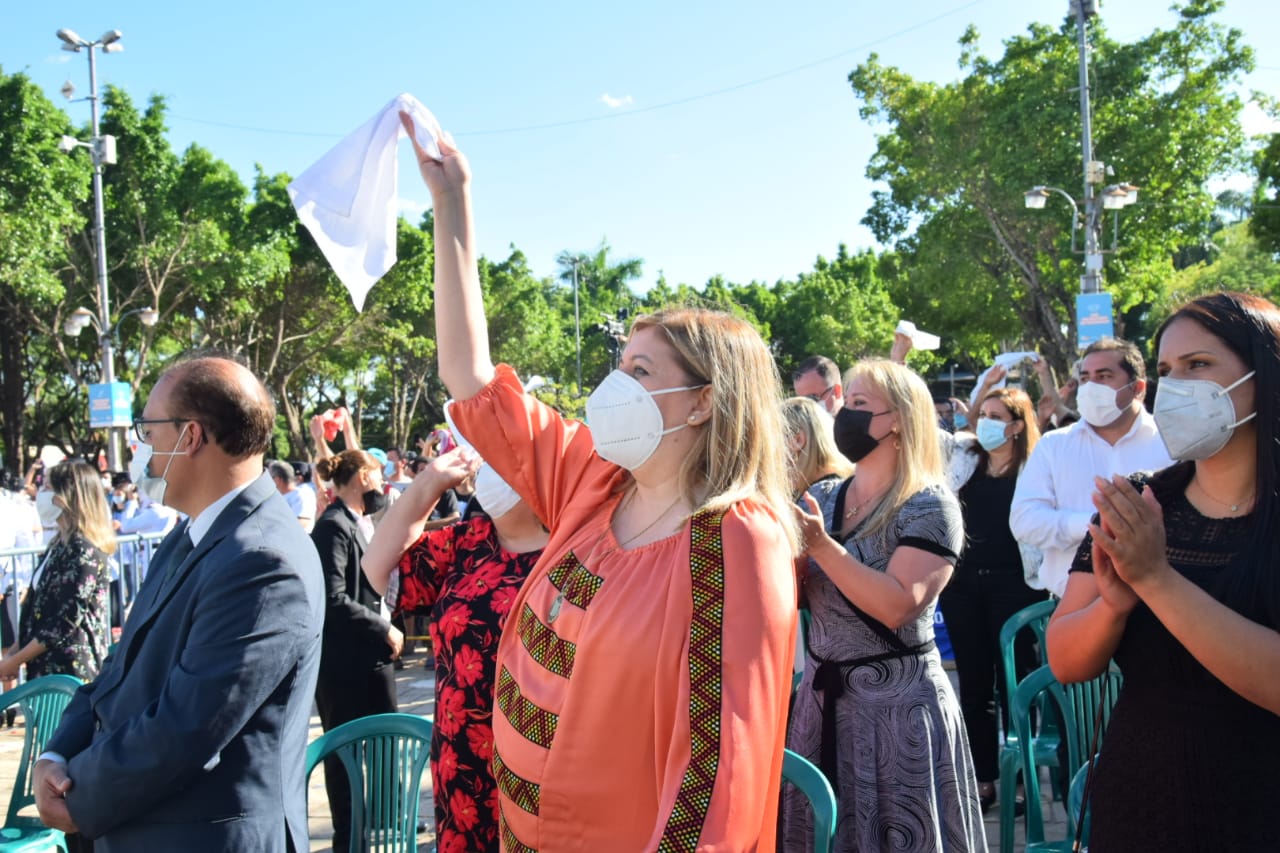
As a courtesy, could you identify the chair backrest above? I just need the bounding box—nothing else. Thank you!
[0,675,83,828]
[305,713,433,853]
[782,748,836,853]
[1012,664,1121,844]
[1067,755,1098,846]
[998,598,1056,712]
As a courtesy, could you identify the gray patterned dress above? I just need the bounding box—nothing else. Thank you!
[781,482,987,852]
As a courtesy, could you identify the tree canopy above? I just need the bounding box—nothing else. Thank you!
[1,1,1275,472]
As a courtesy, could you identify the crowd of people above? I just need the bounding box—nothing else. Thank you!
[0,125,1274,853]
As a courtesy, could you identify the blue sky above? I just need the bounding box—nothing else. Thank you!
[3,1,1276,296]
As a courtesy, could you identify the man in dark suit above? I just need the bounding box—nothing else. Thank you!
[34,355,325,853]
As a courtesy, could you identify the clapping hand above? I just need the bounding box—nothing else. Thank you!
[1088,474,1171,592]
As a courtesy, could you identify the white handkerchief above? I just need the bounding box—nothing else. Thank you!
[970,351,1040,409]
[895,319,941,351]
[288,93,444,311]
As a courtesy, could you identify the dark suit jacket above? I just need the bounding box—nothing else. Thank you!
[46,473,324,853]
[311,497,392,680]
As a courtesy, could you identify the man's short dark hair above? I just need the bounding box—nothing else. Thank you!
[793,355,842,386]
[165,353,276,458]
[291,461,312,482]
[1082,337,1146,382]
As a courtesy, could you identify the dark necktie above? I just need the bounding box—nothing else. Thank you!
[157,530,195,594]
[135,526,194,614]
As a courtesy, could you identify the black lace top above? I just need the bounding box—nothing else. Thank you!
[1069,468,1280,850]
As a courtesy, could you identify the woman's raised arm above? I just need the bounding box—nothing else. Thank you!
[401,111,495,399]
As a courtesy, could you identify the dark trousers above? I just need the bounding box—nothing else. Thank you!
[939,570,1047,782]
[315,662,398,852]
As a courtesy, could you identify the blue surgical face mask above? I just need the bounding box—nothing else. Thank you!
[384,460,397,479]
[976,417,1010,451]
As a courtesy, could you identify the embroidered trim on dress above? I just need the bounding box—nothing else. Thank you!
[657,509,727,853]
[547,552,605,611]
[500,813,537,853]
[496,665,559,749]
[493,746,541,817]
[518,604,577,678]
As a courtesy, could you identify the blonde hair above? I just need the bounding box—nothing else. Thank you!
[782,396,853,493]
[48,459,116,555]
[846,359,943,541]
[630,308,800,554]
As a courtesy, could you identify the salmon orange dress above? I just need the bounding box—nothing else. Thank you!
[450,365,797,852]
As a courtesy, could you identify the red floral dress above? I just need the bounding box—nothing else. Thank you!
[397,516,541,853]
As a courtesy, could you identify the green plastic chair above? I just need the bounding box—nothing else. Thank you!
[995,598,1058,853]
[305,713,433,853]
[1025,756,1098,852]
[781,748,836,853]
[1013,665,1121,847]
[0,675,84,853]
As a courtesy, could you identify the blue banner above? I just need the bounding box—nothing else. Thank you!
[89,382,133,428]
[1076,292,1114,348]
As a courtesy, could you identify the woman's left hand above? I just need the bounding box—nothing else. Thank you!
[1088,474,1172,590]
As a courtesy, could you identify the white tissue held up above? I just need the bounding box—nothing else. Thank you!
[970,351,1041,409]
[895,320,941,351]
[288,93,445,312]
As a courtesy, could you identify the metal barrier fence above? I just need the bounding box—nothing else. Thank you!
[0,531,170,632]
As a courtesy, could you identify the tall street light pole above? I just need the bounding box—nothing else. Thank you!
[58,28,124,469]
[571,259,582,391]
[1025,0,1141,352]
[1073,0,1103,295]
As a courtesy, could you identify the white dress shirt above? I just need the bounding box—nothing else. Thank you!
[1010,409,1173,597]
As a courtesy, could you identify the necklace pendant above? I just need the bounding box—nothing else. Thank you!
[548,591,565,624]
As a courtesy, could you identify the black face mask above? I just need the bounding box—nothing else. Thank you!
[833,407,890,463]
[362,488,388,515]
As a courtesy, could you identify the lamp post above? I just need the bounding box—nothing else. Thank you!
[570,259,583,391]
[1024,1,1138,297]
[57,27,124,468]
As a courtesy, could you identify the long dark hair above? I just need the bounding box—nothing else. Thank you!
[1152,291,1280,623]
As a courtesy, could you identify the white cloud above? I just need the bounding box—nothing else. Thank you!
[398,198,429,219]
[1241,101,1280,137]
[599,93,634,110]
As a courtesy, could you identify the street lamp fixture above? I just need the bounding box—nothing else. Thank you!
[63,306,159,338]
[56,26,125,468]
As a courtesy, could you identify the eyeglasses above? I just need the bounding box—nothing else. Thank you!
[804,387,835,403]
[132,417,187,442]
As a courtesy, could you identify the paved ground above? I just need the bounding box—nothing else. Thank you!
[0,654,1066,852]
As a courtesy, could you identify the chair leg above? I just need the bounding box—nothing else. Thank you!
[998,747,1020,853]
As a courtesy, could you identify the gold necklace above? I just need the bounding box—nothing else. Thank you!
[548,490,685,624]
[1193,477,1254,514]
[844,478,885,520]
